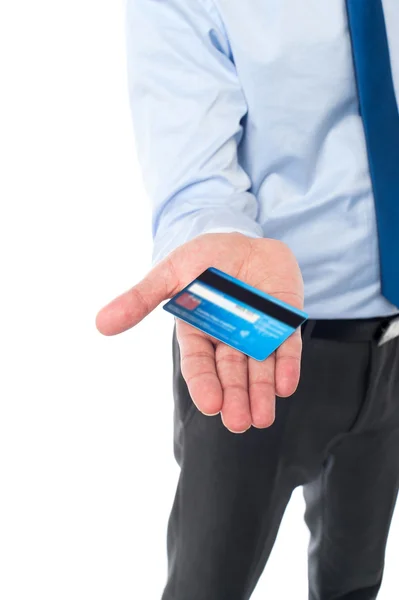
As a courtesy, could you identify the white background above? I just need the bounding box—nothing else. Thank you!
[0,1,398,598]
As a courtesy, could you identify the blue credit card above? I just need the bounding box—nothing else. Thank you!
[163,267,308,361]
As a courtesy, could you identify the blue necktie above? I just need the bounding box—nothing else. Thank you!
[346,0,399,308]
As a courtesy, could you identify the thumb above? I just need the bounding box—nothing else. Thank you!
[95,256,179,336]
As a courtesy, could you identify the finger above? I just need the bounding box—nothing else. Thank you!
[96,256,179,336]
[275,327,302,397]
[215,344,251,434]
[177,320,223,417]
[248,354,276,428]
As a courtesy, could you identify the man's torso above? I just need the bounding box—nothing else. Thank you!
[214,0,399,317]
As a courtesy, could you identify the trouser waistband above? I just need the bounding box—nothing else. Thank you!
[301,314,399,343]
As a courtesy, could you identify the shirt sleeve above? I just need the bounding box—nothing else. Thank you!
[126,0,264,266]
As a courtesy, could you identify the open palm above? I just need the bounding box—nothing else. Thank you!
[96,232,305,433]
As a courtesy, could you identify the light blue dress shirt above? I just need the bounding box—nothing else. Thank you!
[126,0,399,319]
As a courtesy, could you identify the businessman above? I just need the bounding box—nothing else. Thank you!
[96,1,399,598]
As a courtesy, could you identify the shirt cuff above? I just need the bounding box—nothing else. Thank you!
[201,226,263,237]
[151,212,264,267]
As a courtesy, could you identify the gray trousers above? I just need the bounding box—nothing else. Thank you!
[161,322,399,600]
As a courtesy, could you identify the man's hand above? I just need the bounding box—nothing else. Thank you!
[96,233,304,433]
